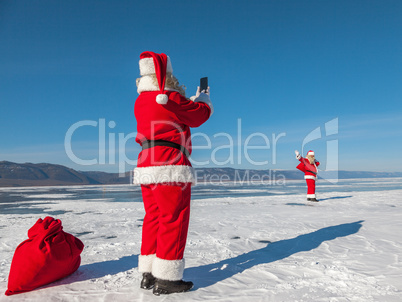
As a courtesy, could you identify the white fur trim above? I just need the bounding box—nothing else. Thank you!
[193,93,214,116]
[138,254,156,273]
[304,175,317,180]
[156,94,168,104]
[137,75,177,94]
[133,165,195,185]
[307,151,315,156]
[139,57,173,76]
[152,257,185,281]
[307,194,316,198]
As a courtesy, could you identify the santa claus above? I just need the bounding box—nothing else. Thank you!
[133,51,213,295]
[295,150,320,202]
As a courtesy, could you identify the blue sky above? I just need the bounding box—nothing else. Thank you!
[1,0,401,173]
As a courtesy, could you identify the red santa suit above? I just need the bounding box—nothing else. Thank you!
[133,51,213,281]
[296,150,320,199]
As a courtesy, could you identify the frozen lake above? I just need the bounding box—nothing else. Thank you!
[1,177,402,215]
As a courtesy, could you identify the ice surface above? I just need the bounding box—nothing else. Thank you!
[0,178,401,301]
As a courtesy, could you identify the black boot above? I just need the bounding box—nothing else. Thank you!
[307,197,319,202]
[153,278,194,296]
[140,272,156,290]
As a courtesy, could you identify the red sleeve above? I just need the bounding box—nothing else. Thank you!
[299,157,308,165]
[163,92,211,128]
[315,161,320,167]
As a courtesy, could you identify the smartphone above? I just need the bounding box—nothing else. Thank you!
[200,77,208,92]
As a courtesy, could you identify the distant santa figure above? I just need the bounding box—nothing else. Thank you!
[295,150,320,202]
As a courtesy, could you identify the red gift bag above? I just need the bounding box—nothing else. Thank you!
[296,162,306,173]
[5,216,84,296]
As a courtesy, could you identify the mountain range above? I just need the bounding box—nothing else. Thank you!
[0,161,401,187]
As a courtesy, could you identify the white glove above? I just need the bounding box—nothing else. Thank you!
[189,87,199,101]
[200,86,210,95]
[190,86,210,101]
[295,150,301,159]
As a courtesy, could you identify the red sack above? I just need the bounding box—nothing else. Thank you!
[296,162,306,173]
[5,216,84,296]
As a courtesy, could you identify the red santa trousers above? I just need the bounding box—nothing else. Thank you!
[139,182,191,281]
[306,179,316,198]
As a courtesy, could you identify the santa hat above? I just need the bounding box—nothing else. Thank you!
[307,150,315,156]
[139,51,173,105]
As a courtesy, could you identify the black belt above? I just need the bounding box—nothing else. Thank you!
[141,140,190,158]
[306,170,317,175]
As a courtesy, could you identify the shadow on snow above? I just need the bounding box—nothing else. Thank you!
[286,195,353,206]
[185,220,364,289]
[56,220,363,290]
[51,254,139,287]
[319,195,353,201]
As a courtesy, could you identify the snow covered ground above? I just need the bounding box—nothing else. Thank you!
[0,178,401,301]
